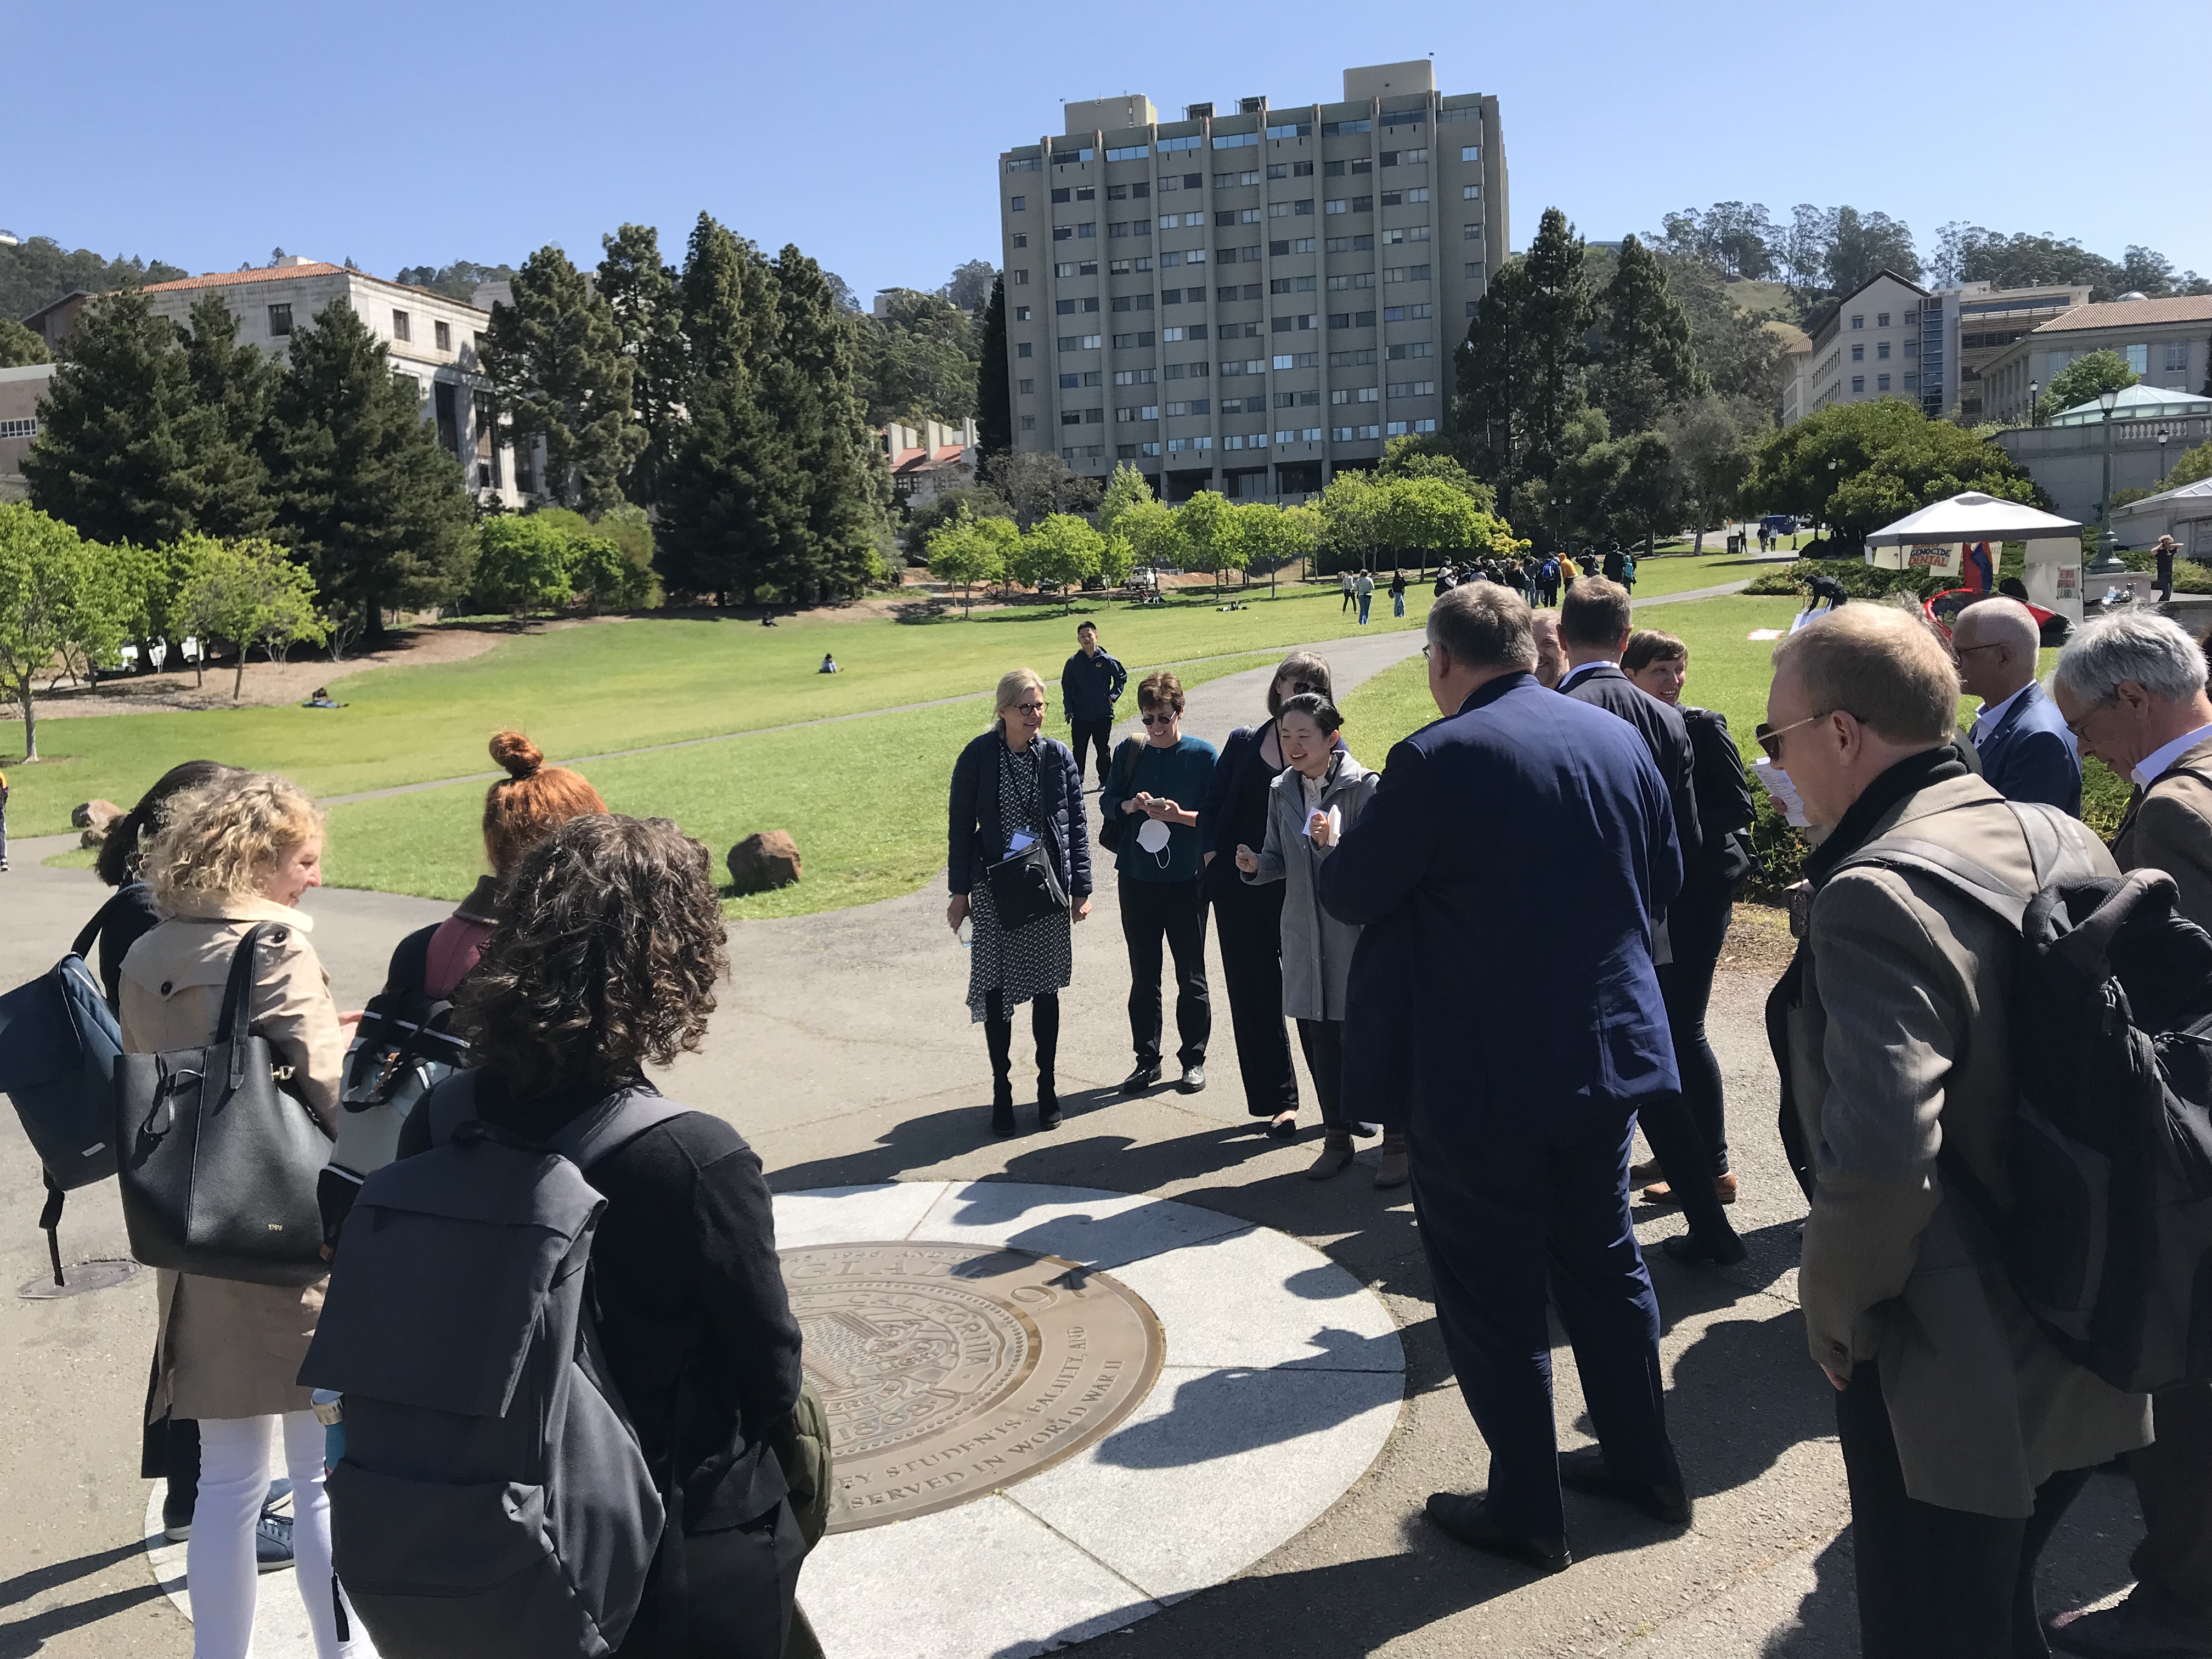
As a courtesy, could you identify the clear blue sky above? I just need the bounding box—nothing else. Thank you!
[11,0,2207,300]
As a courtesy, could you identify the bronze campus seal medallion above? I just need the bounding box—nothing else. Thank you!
[780,1240,1165,1532]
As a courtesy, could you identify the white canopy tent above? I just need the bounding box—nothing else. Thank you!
[1864,491,2087,622]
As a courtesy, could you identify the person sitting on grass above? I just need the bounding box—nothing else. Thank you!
[820,654,839,674]
[302,687,343,709]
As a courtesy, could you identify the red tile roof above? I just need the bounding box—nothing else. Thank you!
[139,263,487,311]
[2034,296,2212,333]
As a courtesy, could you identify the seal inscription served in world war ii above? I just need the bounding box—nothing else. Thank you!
[778,1240,1165,1532]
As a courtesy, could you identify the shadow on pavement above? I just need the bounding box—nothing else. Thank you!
[0,1542,171,1659]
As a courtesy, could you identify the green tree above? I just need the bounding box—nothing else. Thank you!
[1519,208,1597,478]
[1664,395,1769,550]
[266,301,476,640]
[596,224,689,505]
[2036,349,2140,422]
[986,450,1101,528]
[1744,398,2042,550]
[479,244,641,512]
[1174,490,1249,590]
[1594,234,1705,437]
[0,318,48,367]
[1450,208,1593,498]
[925,504,1012,617]
[178,292,276,539]
[0,504,129,757]
[178,535,328,700]
[2166,439,2212,488]
[1377,437,1499,512]
[1607,428,1682,555]
[1011,512,1103,607]
[472,516,576,613]
[1097,461,1156,537]
[1825,206,1922,292]
[1314,470,1388,574]
[25,291,209,548]
[568,532,652,611]
[1451,259,1537,493]
[901,482,1013,563]
[975,274,1013,459]
[1235,500,1315,594]
[0,235,185,324]
[856,289,980,427]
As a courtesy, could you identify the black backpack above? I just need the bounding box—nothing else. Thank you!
[1843,803,2212,1393]
[0,897,129,1285]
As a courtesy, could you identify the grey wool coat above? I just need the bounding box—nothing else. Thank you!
[1242,753,1380,1022]
[1781,774,2152,1516]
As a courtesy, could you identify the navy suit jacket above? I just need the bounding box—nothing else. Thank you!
[1975,681,2082,817]
[1560,662,1701,866]
[1316,672,1682,1144]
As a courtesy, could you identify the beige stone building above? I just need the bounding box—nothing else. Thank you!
[138,258,541,508]
[1799,272,1932,418]
[1981,295,2212,425]
[0,362,58,501]
[997,60,1507,501]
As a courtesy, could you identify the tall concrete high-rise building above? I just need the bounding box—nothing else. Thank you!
[996,61,1506,502]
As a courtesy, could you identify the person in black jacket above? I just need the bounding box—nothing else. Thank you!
[948,668,1093,1134]
[1623,631,1753,1216]
[1197,651,1334,1136]
[91,760,249,1547]
[404,814,808,1659]
[1060,622,1127,788]
[1556,584,1742,1267]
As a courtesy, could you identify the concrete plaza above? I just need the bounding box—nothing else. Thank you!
[0,606,2143,1657]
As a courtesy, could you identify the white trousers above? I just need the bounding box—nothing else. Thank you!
[189,1412,357,1659]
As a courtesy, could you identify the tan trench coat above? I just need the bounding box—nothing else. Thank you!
[2113,731,2212,929]
[1785,774,2152,1516]
[120,897,345,1423]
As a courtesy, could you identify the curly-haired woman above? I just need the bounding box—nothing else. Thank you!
[397,814,806,1659]
[119,772,356,1658]
[948,668,1092,1136]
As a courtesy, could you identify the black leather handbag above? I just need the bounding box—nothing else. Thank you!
[986,838,1068,931]
[114,923,334,1285]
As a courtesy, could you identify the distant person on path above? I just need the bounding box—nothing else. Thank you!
[1319,583,1689,1573]
[1621,632,1752,1222]
[1952,600,2080,816]
[1390,569,1407,617]
[120,772,357,1658]
[948,669,1092,1135]
[1621,550,1638,593]
[1198,653,1333,1137]
[2049,612,2212,1658]
[392,814,810,1659]
[0,766,8,872]
[2154,533,2180,602]
[1340,568,1356,612]
[1764,607,2151,1658]
[1060,621,1127,788]
[1602,546,1626,584]
[1355,568,1375,625]
[1556,581,1739,1266]
[1235,693,1399,1184]
[1101,672,1216,1096]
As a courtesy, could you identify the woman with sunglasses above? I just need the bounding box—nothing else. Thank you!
[949,668,1092,1136]
[1198,652,1338,1139]
[1622,630,1752,1260]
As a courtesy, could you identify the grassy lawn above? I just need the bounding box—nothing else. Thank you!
[314,650,1285,919]
[1,584,1437,839]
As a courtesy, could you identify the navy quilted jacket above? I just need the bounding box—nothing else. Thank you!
[947,730,1092,900]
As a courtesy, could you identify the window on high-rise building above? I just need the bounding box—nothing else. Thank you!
[1851,375,1865,392]
[1017,342,1031,357]
[434,320,451,351]
[1851,344,1864,361]
[2128,343,2150,374]
[1018,379,1034,394]
[1877,342,1891,359]
[1011,195,1026,211]
[1051,188,1071,204]
[1460,145,1481,161]
[1876,312,1889,326]
[1877,374,1891,391]
[1014,306,1031,321]
[1850,315,1863,329]
[1076,187,1095,201]
[1012,269,1028,284]
[2167,342,2190,372]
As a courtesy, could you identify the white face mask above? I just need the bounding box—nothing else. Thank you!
[1136,817,1173,860]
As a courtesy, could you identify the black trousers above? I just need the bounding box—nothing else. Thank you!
[2130,1381,2212,1625]
[1835,1364,2089,1659]
[1295,1018,1346,1131]
[1069,719,1114,786]
[1409,1107,1679,1543]
[1657,955,1729,1176]
[1119,873,1210,1067]
[1211,877,1298,1116]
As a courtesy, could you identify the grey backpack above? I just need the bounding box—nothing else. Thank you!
[300,1073,687,1659]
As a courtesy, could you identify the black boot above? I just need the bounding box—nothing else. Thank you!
[985,1015,1017,1137]
[1033,995,1062,1128]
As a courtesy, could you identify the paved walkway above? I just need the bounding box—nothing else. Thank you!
[0,585,2142,1658]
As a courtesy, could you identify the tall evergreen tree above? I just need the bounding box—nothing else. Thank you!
[267,302,475,639]
[1595,235,1706,438]
[479,244,642,512]
[760,245,891,600]
[0,318,47,368]
[597,224,689,506]
[1518,208,1595,479]
[178,292,276,539]
[653,215,800,602]
[975,274,1012,459]
[1451,260,1537,495]
[24,292,207,547]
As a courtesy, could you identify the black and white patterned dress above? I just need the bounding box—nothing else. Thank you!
[967,735,1074,1023]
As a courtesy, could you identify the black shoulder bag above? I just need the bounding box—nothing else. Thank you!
[1095,738,1141,855]
[984,746,1069,931]
[115,923,335,1285]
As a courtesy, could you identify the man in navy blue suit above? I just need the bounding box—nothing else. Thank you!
[1953,598,2081,816]
[1318,583,1690,1575]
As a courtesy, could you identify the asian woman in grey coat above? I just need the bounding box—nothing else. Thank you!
[1234,693,1406,1187]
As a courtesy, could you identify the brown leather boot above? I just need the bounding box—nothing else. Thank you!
[1306,1136,1355,1180]
[1374,1132,1410,1190]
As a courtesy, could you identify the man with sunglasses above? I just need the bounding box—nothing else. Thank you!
[1951,598,2080,817]
[1762,605,2148,1658]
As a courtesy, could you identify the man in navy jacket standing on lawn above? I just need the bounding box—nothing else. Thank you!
[1062,620,1128,789]
[1318,582,1690,1574]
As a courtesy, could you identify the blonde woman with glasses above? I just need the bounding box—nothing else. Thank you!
[948,668,1092,1136]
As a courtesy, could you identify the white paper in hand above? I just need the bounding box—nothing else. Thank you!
[1753,758,1810,828]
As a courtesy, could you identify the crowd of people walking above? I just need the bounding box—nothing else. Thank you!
[9,562,2212,1659]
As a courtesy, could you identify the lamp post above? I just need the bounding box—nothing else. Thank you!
[2086,387,2129,575]
[2028,380,2039,426]
[2160,430,2173,483]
